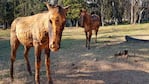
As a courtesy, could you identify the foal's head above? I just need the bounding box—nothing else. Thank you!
[79,9,87,27]
[45,2,70,51]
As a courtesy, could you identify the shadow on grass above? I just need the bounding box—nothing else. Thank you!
[1,37,149,84]
[54,70,149,84]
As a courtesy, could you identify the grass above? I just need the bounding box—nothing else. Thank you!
[62,23,149,44]
[0,23,149,84]
[99,24,149,37]
[0,29,10,38]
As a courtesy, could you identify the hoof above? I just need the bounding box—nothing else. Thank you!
[10,76,14,82]
[48,80,53,84]
[29,71,32,76]
[85,45,87,48]
[11,78,14,82]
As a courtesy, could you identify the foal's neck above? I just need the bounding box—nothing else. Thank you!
[84,13,91,25]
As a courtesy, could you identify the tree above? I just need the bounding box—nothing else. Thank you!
[99,0,105,26]
[62,0,84,19]
[0,0,14,29]
[61,0,84,26]
[13,0,45,18]
[130,0,141,24]
[0,0,46,29]
[49,0,58,5]
[110,0,129,24]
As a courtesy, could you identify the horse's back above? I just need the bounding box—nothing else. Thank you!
[11,16,35,31]
[12,13,46,30]
[11,14,47,47]
[91,14,99,21]
[91,14,101,30]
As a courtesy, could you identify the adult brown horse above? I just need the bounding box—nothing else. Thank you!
[10,2,70,84]
[79,9,101,49]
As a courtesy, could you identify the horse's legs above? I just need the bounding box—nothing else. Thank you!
[10,36,20,81]
[34,44,41,84]
[45,49,53,84]
[85,31,88,48]
[88,31,92,49]
[94,30,98,43]
[24,46,32,75]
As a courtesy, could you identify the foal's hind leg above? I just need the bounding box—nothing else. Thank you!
[24,46,32,75]
[10,35,20,81]
[94,29,98,43]
[85,31,88,48]
[88,31,92,49]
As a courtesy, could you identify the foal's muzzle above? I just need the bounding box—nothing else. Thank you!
[49,42,60,52]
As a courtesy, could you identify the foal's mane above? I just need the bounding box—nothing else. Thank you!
[45,4,64,15]
[53,5,64,15]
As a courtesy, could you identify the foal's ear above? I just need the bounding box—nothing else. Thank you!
[44,2,52,11]
[64,5,71,13]
[80,8,87,13]
[83,9,87,13]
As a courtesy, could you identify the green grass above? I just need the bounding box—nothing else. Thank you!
[1,23,149,59]
[98,24,149,42]
[0,29,10,37]
[62,23,149,43]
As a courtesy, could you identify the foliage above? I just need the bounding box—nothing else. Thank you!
[0,0,148,28]
[0,0,46,28]
[61,0,84,19]
[13,0,45,18]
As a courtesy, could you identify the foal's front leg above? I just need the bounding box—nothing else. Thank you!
[45,49,53,84]
[34,43,41,84]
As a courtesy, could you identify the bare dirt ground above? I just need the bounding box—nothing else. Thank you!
[1,28,149,84]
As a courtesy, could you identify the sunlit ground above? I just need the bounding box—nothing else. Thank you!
[1,23,149,84]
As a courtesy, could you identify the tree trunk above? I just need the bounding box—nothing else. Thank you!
[131,0,140,24]
[100,0,105,26]
[50,0,58,5]
[138,8,145,23]
[131,0,135,24]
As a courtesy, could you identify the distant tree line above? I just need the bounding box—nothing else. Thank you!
[61,0,149,26]
[0,0,149,29]
[0,0,47,29]
[82,0,149,26]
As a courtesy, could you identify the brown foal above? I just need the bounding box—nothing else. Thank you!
[10,2,70,84]
[79,9,101,49]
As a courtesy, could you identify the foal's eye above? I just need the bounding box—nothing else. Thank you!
[49,20,52,24]
[56,19,59,23]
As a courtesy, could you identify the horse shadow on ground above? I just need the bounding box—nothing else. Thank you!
[53,70,149,84]
[1,38,149,84]
[52,38,149,84]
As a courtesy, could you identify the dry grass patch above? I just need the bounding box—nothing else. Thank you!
[1,23,149,84]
